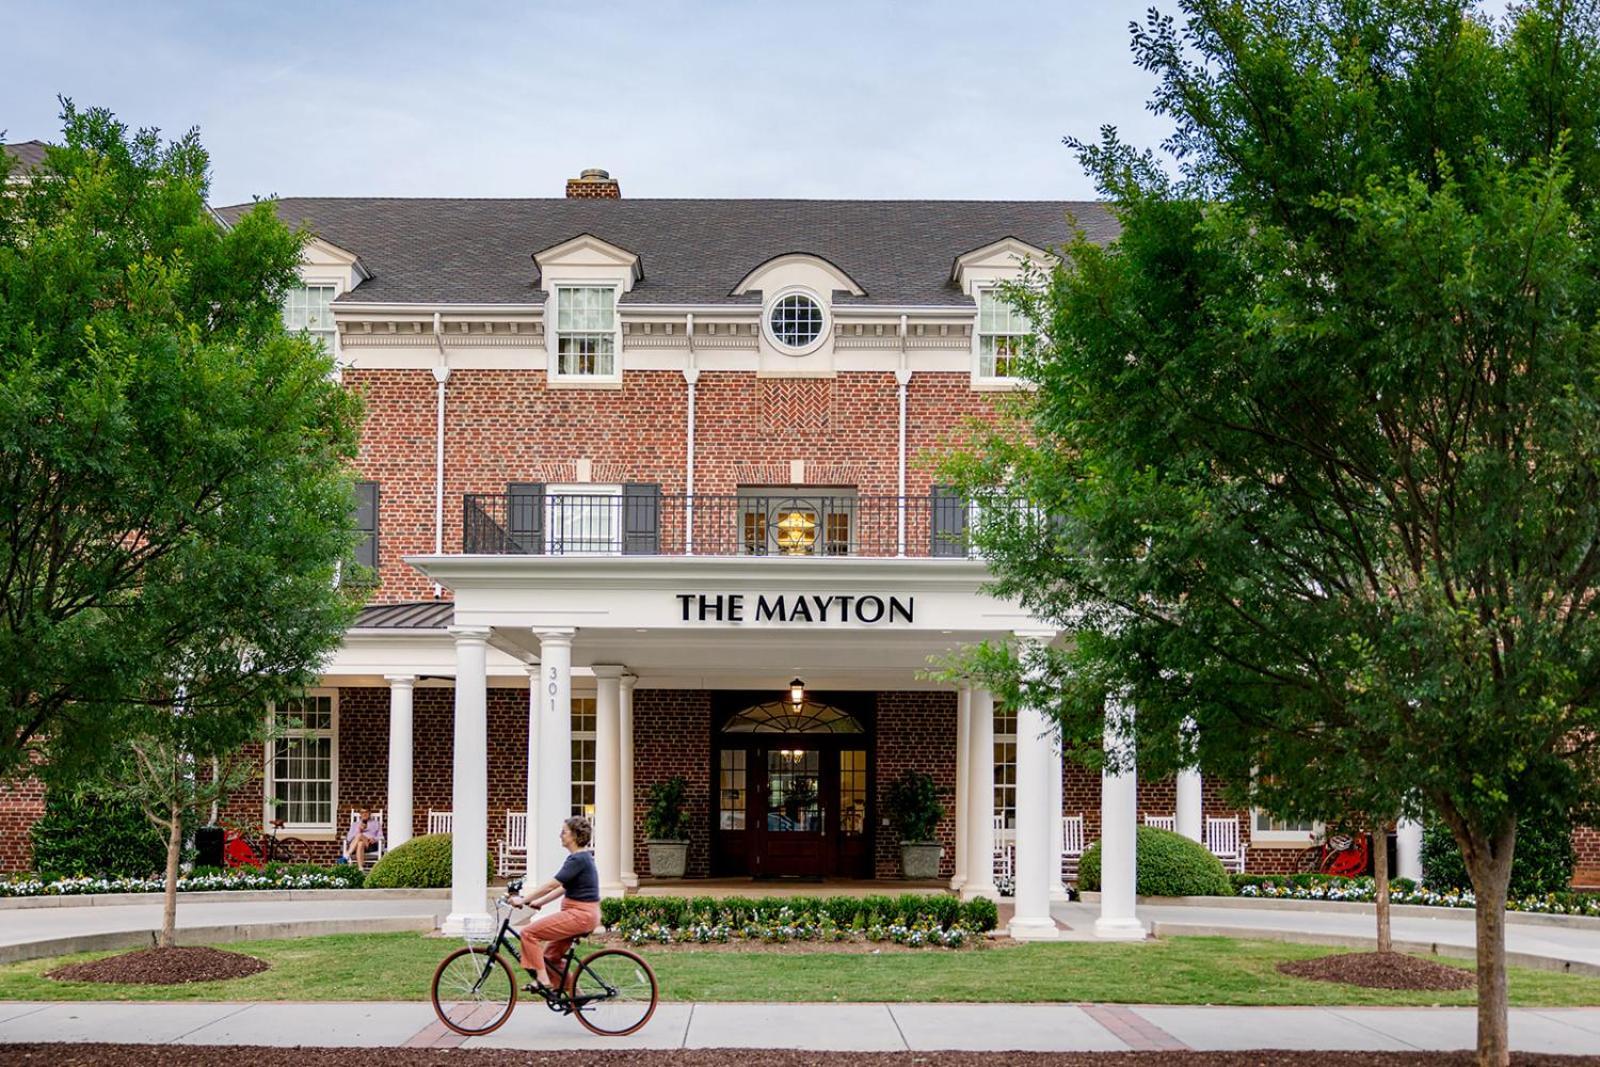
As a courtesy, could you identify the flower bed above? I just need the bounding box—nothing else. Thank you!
[0,863,365,897]
[599,893,997,948]
[1230,874,1600,917]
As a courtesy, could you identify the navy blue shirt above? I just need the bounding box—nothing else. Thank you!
[554,849,599,902]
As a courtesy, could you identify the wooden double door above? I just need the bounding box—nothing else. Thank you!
[711,695,874,879]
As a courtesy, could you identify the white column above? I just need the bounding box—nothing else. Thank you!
[951,684,971,891]
[1049,727,1069,903]
[593,666,625,898]
[1095,694,1146,940]
[524,662,540,878]
[1396,816,1424,883]
[534,629,575,884]
[962,687,997,900]
[1176,716,1202,843]
[384,675,416,851]
[443,628,491,936]
[1008,630,1060,940]
[620,674,638,889]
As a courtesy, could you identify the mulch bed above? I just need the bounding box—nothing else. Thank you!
[1277,951,1477,991]
[7,1047,1599,1066]
[46,946,270,985]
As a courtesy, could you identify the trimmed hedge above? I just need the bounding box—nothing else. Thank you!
[365,833,489,889]
[1421,803,1575,897]
[598,893,997,933]
[1078,826,1231,897]
[30,790,166,879]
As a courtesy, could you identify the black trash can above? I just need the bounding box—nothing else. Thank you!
[195,824,225,869]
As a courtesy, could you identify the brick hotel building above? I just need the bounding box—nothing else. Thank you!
[0,154,1464,938]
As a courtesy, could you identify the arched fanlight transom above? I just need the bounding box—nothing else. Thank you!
[722,700,864,734]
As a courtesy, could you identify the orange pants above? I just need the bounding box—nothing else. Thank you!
[519,898,600,980]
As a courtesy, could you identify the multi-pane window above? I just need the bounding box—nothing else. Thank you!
[571,697,597,817]
[994,704,1017,831]
[350,481,378,579]
[737,490,856,557]
[718,750,747,830]
[547,486,621,553]
[977,288,1029,378]
[767,292,825,349]
[284,285,336,352]
[1254,813,1317,834]
[270,693,335,829]
[839,750,867,835]
[555,286,617,377]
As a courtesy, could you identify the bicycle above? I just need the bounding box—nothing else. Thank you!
[1296,828,1371,876]
[430,879,658,1038]
[221,818,303,868]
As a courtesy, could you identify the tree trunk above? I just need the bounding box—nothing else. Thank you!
[160,801,182,949]
[1462,821,1517,1067]
[1373,821,1392,954]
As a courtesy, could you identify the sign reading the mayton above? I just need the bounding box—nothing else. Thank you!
[675,593,914,624]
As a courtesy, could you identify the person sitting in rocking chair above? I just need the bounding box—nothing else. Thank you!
[508,816,599,994]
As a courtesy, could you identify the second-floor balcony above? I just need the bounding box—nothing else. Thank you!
[462,491,987,559]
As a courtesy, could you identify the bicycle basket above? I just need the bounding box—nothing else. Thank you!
[460,913,499,946]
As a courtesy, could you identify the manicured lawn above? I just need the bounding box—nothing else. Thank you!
[3,933,1599,1007]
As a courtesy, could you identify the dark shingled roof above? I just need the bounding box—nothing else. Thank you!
[353,601,453,629]
[213,198,1117,308]
[3,141,49,174]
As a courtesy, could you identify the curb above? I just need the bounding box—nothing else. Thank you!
[1149,920,1600,979]
[0,915,442,966]
[0,888,451,911]
[1076,892,1600,932]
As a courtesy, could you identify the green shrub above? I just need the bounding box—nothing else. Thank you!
[30,789,166,878]
[599,893,982,932]
[885,770,944,842]
[1078,826,1231,897]
[364,833,489,889]
[959,897,999,932]
[643,777,690,840]
[1421,798,1574,896]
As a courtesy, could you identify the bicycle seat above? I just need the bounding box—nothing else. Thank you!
[270,819,285,829]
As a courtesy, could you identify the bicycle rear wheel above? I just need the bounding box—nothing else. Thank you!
[571,947,658,1036]
[431,947,518,1036]
[271,838,303,865]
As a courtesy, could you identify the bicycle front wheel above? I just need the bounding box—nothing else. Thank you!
[571,947,658,1037]
[272,838,303,865]
[431,947,518,1036]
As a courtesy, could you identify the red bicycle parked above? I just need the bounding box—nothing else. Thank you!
[221,818,302,867]
[1298,828,1371,876]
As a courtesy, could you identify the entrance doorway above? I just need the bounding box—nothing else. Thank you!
[711,693,873,879]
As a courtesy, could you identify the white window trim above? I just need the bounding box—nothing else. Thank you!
[970,284,1036,391]
[285,279,344,365]
[545,483,623,555]
[994,706,1017,837]
[547,282,623,387]
[762,286,830,357]
[571,695,597,818]
[264,688,339,837]
[1250,810,1321,846]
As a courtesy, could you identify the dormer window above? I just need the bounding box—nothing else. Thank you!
[555,285,618,377]
[284,285,336,352]
[763,288,829,355]
[976,287,1030,379]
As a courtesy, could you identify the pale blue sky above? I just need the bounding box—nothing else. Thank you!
[1,1,1512,206]
[1,1,1177,204]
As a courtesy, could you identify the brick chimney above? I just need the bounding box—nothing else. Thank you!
[565,167,621,199]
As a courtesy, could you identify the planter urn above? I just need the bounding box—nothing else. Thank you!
[646,838,689,879]
[900,841,942,880]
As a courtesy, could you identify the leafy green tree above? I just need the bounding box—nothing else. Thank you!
[29,787,166,879]
[944,4,1600,1063]
[0,102,363,787]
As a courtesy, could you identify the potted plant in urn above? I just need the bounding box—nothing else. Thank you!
[886,769,945,879]
[643,775,690,879]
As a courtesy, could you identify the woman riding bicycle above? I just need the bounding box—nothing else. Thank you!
[508,815,599,994]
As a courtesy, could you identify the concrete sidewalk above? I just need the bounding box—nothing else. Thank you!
[3,1000,1600,1053]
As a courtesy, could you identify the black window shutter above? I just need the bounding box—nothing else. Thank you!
[622,482,661,555]
[930,486,968,558]
[507,482,545,555]
[354,482,379,569]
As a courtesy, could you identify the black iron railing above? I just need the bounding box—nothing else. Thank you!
[462,492,991,558]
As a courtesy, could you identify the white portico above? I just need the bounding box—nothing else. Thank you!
[317,555,1148,942]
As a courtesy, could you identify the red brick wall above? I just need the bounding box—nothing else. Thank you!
[345,368,1002,602]
[874,691,958,880]
[0,774,44,871]
[631,688,711,878]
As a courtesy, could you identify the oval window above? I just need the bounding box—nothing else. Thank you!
[767,292,825,351]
